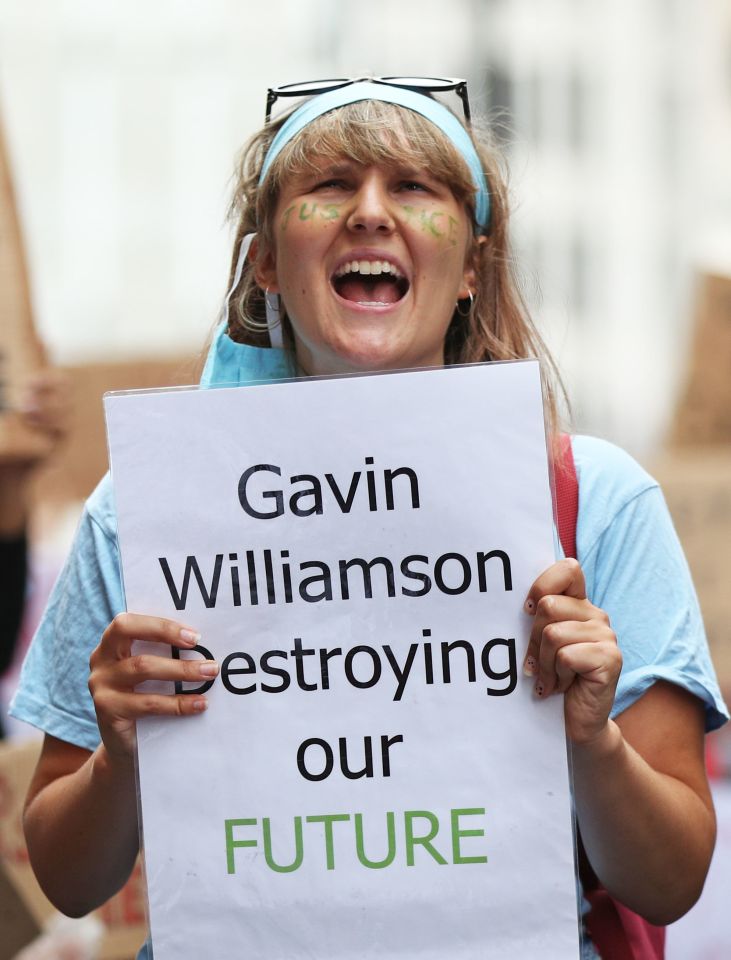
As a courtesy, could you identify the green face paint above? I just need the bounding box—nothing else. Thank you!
[421,211,444,239]
[280,204,296,231]
[296,202,342,223]
[282,202,341,231]
[400,206,458,244]
[401,205,418,226]
[447,216,459,247]
[283,198,458,237]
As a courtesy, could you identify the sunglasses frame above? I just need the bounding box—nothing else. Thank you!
[265,76,471,125]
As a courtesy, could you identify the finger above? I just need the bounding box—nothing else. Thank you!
[522,560,589,676]
[94,687,210,722]
[116,652,220,688]
[527,595,609,665]
[534,620,618,697]
[22,403,70,431]
[525,558,587,614]
[94,613,202,663]
[534,594,607,627]
[24,369,69,397]
[524,597,585,676]
[552,638,622,694]
[21,373,68,411]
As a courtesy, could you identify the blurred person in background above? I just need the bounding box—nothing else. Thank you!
[0,368,70,738]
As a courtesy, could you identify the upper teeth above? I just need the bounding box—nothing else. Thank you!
[334,260,403,279]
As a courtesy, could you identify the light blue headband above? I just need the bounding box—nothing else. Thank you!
[258,81,490,230]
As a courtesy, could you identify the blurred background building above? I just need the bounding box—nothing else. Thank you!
[474,0,731,449]
[0,1,730,957]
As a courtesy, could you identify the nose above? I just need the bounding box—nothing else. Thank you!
[346,174,395,235]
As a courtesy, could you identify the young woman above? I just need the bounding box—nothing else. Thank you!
[11,78,727,959]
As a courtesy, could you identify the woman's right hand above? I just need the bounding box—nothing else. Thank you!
[23,615,212,916]
[88,613,219,763]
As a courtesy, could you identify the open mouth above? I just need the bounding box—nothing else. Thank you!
[332,259,409,306]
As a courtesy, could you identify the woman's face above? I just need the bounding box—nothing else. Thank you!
[256,154,479,376]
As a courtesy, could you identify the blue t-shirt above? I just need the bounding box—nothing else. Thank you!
[10,329,728,958]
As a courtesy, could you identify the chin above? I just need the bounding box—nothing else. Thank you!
[293,314,445,376]
[331,350,400,375]
[325,330,413,373]
[335,345,441,375]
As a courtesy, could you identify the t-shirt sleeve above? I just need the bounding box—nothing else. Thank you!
[9,476,124,751]
[574,436,728,732]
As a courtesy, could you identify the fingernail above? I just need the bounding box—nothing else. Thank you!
[524,598,535,614]
[523,656,537,677]
[198,661,219,677]
[534,680,545,698]
[180,628,201,646]
[192,698,208,712]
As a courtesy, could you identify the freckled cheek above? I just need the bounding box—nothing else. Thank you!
[417,246,464,280]
[306,219,341,236]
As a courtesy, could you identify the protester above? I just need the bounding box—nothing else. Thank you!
[0,369,69,737]
[10,78,728,959]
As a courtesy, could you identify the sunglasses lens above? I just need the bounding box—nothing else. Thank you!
[380,76,462,90]
[273,79,352,96]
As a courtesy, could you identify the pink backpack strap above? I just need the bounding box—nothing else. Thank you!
[555,433,579,559]
[554,433,666,960]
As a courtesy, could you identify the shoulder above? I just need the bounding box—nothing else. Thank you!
[570,436,728,730]
[570,435,661,556]
[571,434,658,503]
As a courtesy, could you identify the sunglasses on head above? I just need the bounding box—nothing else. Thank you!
[265,76,471,125]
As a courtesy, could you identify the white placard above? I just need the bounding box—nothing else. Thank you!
[105,361,580,959]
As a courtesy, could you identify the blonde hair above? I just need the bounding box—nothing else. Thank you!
[224,98,566,435]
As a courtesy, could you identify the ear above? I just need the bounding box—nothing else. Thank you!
[251,236,280,294]
[457,234,487,300]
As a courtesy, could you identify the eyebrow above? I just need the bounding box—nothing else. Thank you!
[314,161,436,179]
[289,161,353,186]
[318,162,355,177]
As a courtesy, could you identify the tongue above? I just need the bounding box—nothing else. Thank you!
[338,276,402,305]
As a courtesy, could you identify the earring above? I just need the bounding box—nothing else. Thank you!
[455,290,474,318]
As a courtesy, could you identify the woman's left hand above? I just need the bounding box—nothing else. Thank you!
[523,558,622,745]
